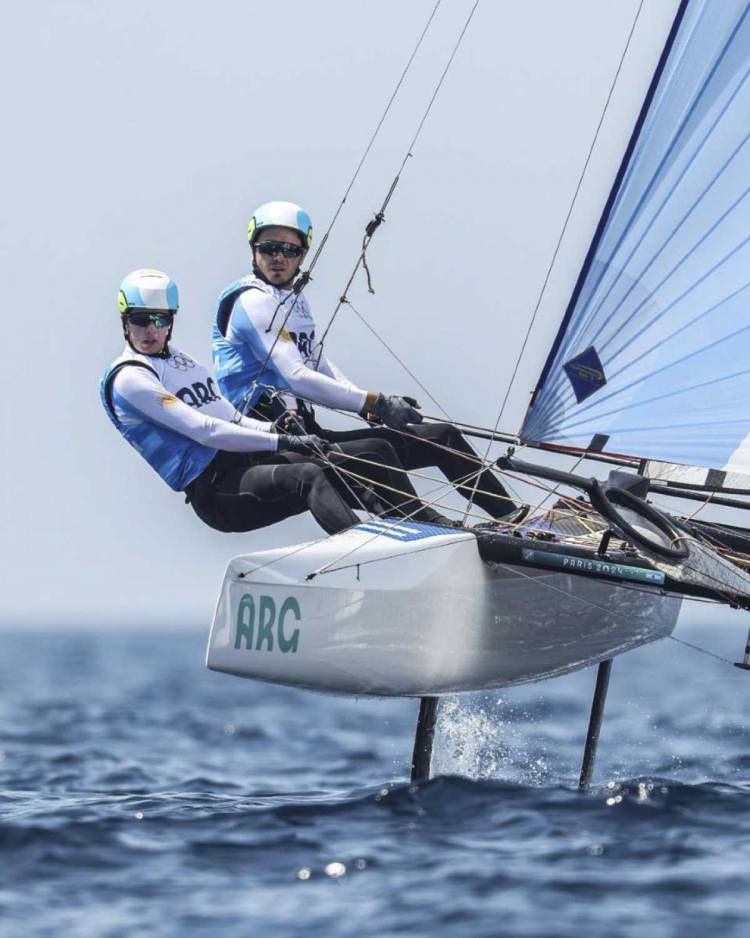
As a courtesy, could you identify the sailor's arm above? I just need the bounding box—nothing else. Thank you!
[236,291,371,413]
[113,366,279,452]
[204,388,278,434]
[313,349,360,393]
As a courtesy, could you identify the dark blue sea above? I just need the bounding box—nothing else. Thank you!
[2,615,749,937]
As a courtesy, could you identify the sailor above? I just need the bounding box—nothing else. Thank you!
[101,269,445,535]
[212,201,521,521]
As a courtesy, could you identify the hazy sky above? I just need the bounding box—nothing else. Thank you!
[4,0,684,624]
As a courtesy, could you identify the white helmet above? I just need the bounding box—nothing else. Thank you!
[247,201,313,248]
[117,269,179,315]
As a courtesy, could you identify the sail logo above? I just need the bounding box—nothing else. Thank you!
[234,594,301,654]
[563,346,607,403]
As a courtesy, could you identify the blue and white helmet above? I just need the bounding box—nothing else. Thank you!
[117,269,179,316]
[247,201,313,249]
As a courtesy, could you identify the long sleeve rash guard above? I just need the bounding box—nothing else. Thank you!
[101,344,278,491]
[213,275,368,413]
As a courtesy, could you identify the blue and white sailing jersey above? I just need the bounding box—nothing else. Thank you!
[100,344,277,491]
[213,274,367,413]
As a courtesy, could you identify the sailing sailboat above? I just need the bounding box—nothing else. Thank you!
[206,0,750,773]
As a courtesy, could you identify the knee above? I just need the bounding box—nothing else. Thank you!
[367,438,399,462]
[429,422,460,445]
[296,462,329,491]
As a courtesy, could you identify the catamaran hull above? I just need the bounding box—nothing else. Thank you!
[206,523,681,697]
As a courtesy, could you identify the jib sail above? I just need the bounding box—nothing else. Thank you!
[521,1,750,486]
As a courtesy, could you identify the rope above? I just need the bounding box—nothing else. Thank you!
[227,442,750,653]
[325,457,516,522]
[463,0,647,519]
[667,634,735,665]
[309,437,377,519]
[236,3,479,502]
[325,450,516,511]
[239,0,445,411]
[237,469,484,583]
[304,0,444,278]
[331,299,453,417]
[684,489,715,520]
[316,0,481,352]
[248,381,520,504]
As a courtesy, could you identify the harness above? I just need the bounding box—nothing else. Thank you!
[215,278,261,338]
[102,360,159,425]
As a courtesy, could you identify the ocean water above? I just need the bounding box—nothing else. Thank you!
[1,615,749,938]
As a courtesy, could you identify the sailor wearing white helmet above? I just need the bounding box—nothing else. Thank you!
[101,269,446,533]
[212,202,521,522]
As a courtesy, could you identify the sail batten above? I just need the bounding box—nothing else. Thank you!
[522,1,750,488]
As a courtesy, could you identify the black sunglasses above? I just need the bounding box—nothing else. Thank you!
[126,310,174,328]
[255,240,305,259]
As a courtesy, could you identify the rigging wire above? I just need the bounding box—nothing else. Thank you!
[304,0,444,279]
[339,298,452,418]
[240,2,487,531]
[224,1,750,616]
[241,0,445,406]
[226,440,750,658]
[463,0,647,520]
[236,466,489,582]
[246,379,526,509]
[666,634,734,666]
[309,543,738,669]
[312,430,745,602]
[316,451,516,513]
[316,0,481,350]
[236,2,477,512]
[213,16,750,666]
[684,489,715,521]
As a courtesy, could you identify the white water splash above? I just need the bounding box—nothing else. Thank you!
[431,694,552,784]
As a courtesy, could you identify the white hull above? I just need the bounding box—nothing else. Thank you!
[206,522,681,697]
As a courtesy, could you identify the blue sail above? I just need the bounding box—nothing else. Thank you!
[521,0,750,476]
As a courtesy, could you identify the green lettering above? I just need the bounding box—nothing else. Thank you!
[278,597,301,654]
[235,594,255,649]
[255,595,275,651]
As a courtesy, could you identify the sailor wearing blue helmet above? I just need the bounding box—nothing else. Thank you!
[102,269,445,533]
[212,203,522,523]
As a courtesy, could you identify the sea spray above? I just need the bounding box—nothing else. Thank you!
[431,693,552,784]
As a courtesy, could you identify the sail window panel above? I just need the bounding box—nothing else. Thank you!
[644,460,750,493]
[522,0,750,477]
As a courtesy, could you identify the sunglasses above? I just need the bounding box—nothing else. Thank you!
[126,310,174,328]
[255,240,305,259]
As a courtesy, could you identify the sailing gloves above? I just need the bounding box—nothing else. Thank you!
[277,434,332,456]
[369,393,423,430]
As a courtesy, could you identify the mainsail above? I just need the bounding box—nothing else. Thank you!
[521,0,750,485]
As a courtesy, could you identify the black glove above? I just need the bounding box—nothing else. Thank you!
[278,411,306,435]
[371,393,423,429]
[276,433,331,455]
